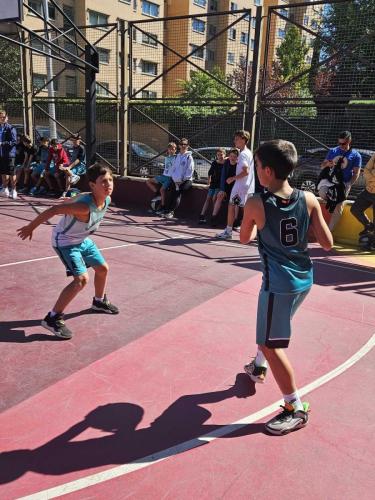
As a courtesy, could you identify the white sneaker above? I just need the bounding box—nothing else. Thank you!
[11,189,17,200]
[216,229,232,240]
[70,174,80,185]
[0,187,10,197]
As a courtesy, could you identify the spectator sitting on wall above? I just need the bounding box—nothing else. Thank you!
[350,151,375,244]
[30,137,51,196]
[318,131,362,231]
[44,138,70,197]
[0,110,17,199]
[210,148,239,228]
[198,147,226,224]
[146,141,177,214]
[58,134,86,197]
[16,135,38,194]
[162,138,195,220]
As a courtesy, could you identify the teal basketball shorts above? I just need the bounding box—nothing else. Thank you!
[256,288,311,348]
[54,238,105,277]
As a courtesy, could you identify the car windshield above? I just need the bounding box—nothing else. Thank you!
[132,143,159,157]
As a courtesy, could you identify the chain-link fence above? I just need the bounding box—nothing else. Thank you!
[258,0,375,199]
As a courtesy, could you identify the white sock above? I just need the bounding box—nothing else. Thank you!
[95,296,104,302]
[283,391,303,412]
[255,349,268,368]
[226,225,232,233]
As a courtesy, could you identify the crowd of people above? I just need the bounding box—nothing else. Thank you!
[0,110,86,200]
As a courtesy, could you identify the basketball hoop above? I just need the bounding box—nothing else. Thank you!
[0,0,23,23]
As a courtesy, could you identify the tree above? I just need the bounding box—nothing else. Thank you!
[276,25,309,84]
[178,66,235,104]
[0,38,22,103]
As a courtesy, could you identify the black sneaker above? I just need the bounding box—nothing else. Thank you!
[41,312,73,339]
[91,295,119,314]
[359,223,374,236]
[198,215,206,224]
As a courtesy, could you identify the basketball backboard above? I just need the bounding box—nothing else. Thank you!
[0,0,23,23]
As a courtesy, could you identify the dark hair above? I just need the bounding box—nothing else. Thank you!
[40,136,49,143]
[338,131,351,141]
[216,147,226,154]
[71,134,82,140]
[179,138,189,145]
[167,142,177,148]
[21,134,32,144]
[255,140,298,180]
[234,130,250,143]
[87,162,113,183]
[229,148,239,156]
[50,138,58,146]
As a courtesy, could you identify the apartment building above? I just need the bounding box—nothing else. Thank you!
[22,0,164,98]
[163,0,260,97]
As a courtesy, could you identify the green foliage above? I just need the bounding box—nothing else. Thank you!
[0,39,22,102]
[276,26,309,83]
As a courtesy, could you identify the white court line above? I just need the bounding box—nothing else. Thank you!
[18,334,375,500]
[0,234,185,269]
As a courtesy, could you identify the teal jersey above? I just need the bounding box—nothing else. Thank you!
[257,189,313,294]
[52,193,110,248]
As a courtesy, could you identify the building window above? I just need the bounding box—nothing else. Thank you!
[141,60,158,75]
[141,90,157,98]
[227,52,235,65]
[142,32,158,46]
[251,39,255,50]
[229,28,236,40]
[64,40,78,57]
[193,0,206,7]
[254,0,261,6]
[88,10,109,27]
[277,29,285,39]
[251,17,256,28]
[192,19,206,33]
[141,0,159,17]
[311,19,318,29]
[230,2,238,12]
[190,44,205,59]
[303,15,309,26]
[96,82,110,96]
[210,0,218,11]
[207,50,215,61]
[28,1,56,19]
[31,38,47,52]
[240,32,248,45]
[65,75,77,97]
[119,0,131,4]
[97,48,110,64]
[63,5,74,29]
[33,73,47,90]
[279,8,288,18]
[208,24,217,36]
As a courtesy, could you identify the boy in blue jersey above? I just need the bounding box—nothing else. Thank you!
[240,140,333,435]
[17,163,119,340]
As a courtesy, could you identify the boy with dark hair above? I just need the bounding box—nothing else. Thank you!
[44,139,70,196]
[0,111,17,199]
[30,137,51,195]
[199,147,226,224]
[16,135,38,194]
[59,134,86,196]
[146,141,177,214]
[240,139,333,435]
[17,163,119,340]
[211,148,239,227]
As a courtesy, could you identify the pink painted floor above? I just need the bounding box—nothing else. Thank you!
[0,195,374,499]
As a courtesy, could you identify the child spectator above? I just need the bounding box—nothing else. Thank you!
[162,138,195,219]
[45,139,70,197]
[216,130,255,240]
[59,134,86,196]
[146,142,177,213]
[350,151,375,238]
[29,137,50,196]
[16,135,38,194]
[198,148,226,224]
[211,148,239,227]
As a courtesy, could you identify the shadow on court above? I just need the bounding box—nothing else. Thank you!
[0,310,92,343]
[0,373,263,484]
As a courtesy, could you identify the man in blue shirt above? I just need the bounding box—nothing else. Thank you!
[318,131,362,230]
[0,110,17,199]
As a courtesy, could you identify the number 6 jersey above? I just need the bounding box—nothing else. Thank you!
[257,189,313,294]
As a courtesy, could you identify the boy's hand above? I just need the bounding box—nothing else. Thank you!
[226,176,235,184]
[17,224,34,241]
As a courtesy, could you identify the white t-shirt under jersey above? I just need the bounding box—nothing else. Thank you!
[235,146,255,194]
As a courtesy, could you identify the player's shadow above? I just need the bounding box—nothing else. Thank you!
[0,374,264,483]
[0,310,93,342]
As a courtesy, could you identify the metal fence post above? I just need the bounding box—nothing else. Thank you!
[246,5,263,151]
[85,45,99,166]
[119,20,128,177]
[20,32,33,139]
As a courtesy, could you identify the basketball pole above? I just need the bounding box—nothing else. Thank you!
[85,45,99,167]
[42,0,57,140]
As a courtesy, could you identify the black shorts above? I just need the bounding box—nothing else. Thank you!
[0,157,15,175]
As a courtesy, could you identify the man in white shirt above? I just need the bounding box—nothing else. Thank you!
[217,130,255,240]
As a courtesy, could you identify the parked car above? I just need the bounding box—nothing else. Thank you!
[290,147,374,200]
[191,146,232,182]
[96,140,165,177]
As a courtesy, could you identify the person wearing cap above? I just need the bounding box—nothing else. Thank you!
[59,134,86,196]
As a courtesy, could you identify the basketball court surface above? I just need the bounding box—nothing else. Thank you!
[0,195,374,499]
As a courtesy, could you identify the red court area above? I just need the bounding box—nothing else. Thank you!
[0,195,374,499]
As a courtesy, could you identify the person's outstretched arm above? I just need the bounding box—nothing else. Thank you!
[240,197,258,244]
[17,200,89,241]
[305,192,333,251]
